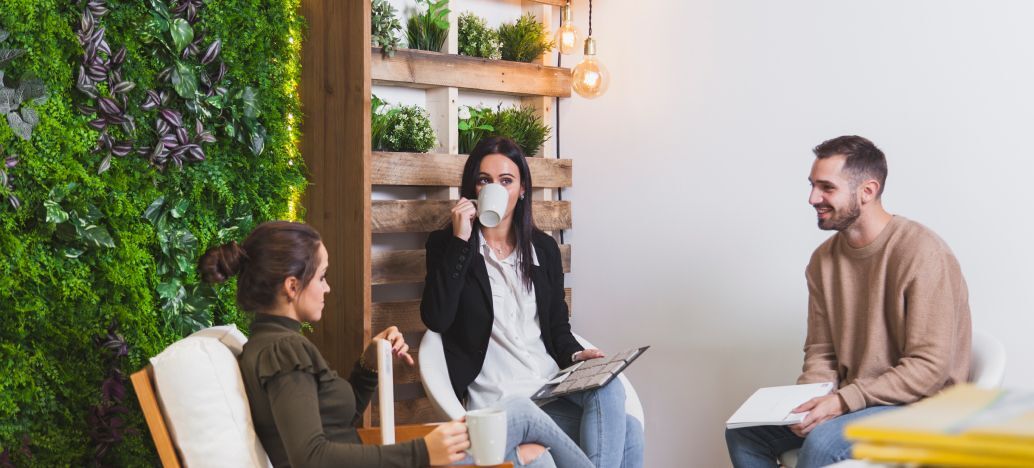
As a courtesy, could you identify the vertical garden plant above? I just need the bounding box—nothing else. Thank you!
[0,0,306,464]
[372,0,402,57]
[498,13,554,63]
[406,0,450,52]
[457,12,499,59]
[371,94,437,153]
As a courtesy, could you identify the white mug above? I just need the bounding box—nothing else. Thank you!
[476,183,509,228]
[466,407,507,465]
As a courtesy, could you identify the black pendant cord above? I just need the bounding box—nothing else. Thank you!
[556,17,565,245]
[588,0,593,37]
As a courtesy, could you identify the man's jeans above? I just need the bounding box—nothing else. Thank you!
[540,379,645,468]
[725,405,898,468]
[458,397,593,468]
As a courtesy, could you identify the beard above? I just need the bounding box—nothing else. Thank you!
[815,197,861,231]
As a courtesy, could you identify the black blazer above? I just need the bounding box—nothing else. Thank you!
[420,227,583,401]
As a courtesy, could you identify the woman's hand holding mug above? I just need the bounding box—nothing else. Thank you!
[424,420,470,465]
[451,197,477,241]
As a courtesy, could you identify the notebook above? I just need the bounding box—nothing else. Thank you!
[531,346,649,401]
[725,382,835,429]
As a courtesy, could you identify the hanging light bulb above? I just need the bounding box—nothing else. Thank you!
[572,37,609,99]
[571,0,609,99]
[555,2,580,55]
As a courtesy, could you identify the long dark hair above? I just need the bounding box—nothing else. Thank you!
[461,136,537,291]
[198,221,323,312]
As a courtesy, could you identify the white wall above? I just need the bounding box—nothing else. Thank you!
[559,1,1034,466]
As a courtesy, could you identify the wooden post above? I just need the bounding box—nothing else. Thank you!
[522,2,558,226]
[299,0,371,421]
[427,7,460,199]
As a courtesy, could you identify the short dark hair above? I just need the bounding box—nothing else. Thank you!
[198,221,322,313]
[813,135,888,197]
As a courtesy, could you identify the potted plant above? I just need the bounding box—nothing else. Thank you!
[457,12,499,59]
[406,0,450,52]
[498,13,554,63]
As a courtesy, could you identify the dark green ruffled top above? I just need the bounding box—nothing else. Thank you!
[239,313,429,468]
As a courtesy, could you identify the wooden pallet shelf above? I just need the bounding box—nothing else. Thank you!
[370,291,573,341]
[373,245,572,286]
[372,200,571,233]
[373,151,573,187]
[305,0,573,428]
[372,48,572,97]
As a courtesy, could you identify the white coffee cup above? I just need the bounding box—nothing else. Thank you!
[476,183,509,228]
[466,407,507,465]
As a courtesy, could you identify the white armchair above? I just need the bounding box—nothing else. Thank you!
[418,330,645,428]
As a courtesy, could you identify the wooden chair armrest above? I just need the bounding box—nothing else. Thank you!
[357,424,514,467]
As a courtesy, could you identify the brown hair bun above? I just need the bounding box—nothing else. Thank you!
[198,241,248,284]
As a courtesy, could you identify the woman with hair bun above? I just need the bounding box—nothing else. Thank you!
[199,221,592,468]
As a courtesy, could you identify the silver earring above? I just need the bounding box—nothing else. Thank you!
[519,194,525,200]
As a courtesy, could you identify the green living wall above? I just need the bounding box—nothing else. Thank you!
[0,0,305,464]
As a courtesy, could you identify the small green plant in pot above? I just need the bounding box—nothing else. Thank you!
[458,104,550,156]
[492,105,550,156]
[371,95,437,152]
[458,12,500,59]
[407,0,450,52]
[372,0,403,57]
[458,105,495,154]
[498,13,554,63]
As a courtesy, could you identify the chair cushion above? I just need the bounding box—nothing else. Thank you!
[150,325,271,467]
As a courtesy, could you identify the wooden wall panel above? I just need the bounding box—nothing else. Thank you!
[300,0,370,406]
[373,244,571,285]
[373,395,443,426]
[372,200,571,233]
[372,152,572,188]
[372,48,572,97]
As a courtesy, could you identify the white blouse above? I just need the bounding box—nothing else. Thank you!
[466,233,560,410]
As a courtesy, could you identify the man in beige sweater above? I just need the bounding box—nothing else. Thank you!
[726,135,971,468]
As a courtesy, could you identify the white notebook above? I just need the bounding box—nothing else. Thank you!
[725,382,835,429]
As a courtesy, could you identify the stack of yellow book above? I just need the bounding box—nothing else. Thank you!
[844,384,1034,467]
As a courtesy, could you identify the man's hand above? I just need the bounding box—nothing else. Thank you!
[788,394,847,437]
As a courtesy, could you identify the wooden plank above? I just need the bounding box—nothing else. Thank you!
[565,287,572,316]
[131,366,182,468]
[371,300,426,385]
[373,396,445,426]
[426,88,458,155]
[371,300,426,334]
[372,48,572,98]
[372,200,570,233]
[372,152,572,188]
[373,244,571,285]
[372,249,426,285]
[301,0,371,424]
[561,244,570,273]
[358,423,436,444]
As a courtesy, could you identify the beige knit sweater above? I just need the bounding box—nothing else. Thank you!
[798,215,971,412]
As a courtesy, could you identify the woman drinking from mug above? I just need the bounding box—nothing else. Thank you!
[420,137,645,468]
[199,221,592,468]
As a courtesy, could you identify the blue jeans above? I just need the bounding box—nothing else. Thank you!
[458,397,593,468]
[724,405,898,468]
[539,379,645,468]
